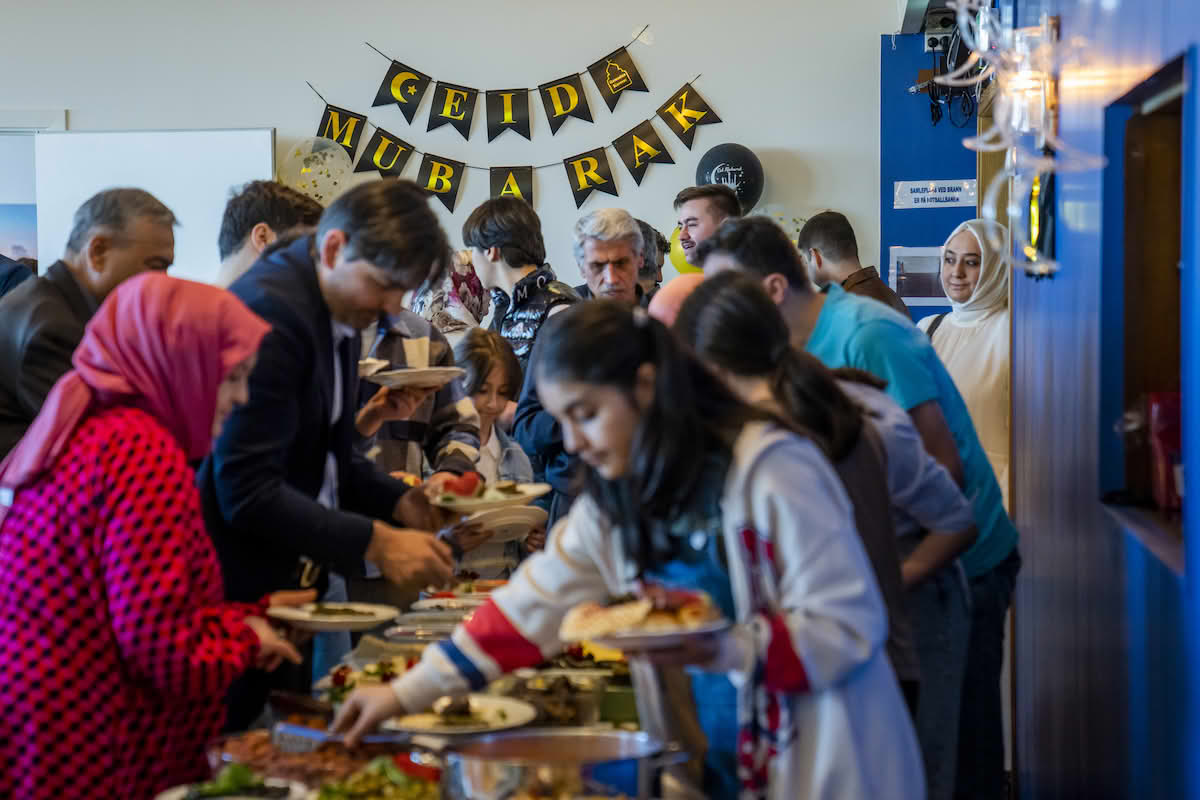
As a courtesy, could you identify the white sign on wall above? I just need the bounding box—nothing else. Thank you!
[893,179,977,209]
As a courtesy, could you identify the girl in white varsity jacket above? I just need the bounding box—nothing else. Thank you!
[334,301,925,800]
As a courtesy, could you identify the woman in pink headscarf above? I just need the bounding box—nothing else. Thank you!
[0,273,308,800]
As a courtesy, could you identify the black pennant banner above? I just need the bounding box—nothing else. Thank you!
[612,120,673,185]
[587,47,648,112]
[485,89,532,142]
[416,152,466,212]
[539,73,593,135]
[427,82,478,140]
[372,61,432,124]
[489,166,534,205]
[317,104,368,160]
[563,147,618,209]
[656,83,721,150]
[353,126,415,178]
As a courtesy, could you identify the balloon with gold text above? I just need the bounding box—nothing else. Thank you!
[372,61,432,124]
[353,126,415,178]
[539,74,593,135]
[427,82,478,140]
[563,147,618,209]
[586,47,648,112]
[490,167,534,206]
[612,120,673,185]
[417,152,466,211]
[656,83,721,150]
[485,89,532,142]
[317,104,368,160]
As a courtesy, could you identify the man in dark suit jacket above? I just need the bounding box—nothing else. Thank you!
[0,189,176,458]
[200,181,469,727]
[0,254,33,297]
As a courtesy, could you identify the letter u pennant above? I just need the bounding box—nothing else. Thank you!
[353,127,415,178]
[563,147,618,209]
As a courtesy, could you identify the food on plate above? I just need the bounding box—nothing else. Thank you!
[436,474,532,505]
[501,674,599,726]
[310,604,378,617]
[427,578,507,597]
[315,756,440,800]
[324,657,416,704]
[211,730,398,787]
[183,763,291,798]
[432,694,490,726]
[558,589,723,642]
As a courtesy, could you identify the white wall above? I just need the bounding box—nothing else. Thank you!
[0,0,897,285]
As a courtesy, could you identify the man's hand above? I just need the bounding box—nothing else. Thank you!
[445,521,493,554]
[366,522,455,588]
[244,616,305,671]
[393,484,461,531]
[356,385,438,437]
[523,526,547,554]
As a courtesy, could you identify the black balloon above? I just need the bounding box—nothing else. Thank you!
[695,143,764,213]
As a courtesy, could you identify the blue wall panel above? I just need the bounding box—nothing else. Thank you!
[878,34,978,322]
[999,0,1200,796]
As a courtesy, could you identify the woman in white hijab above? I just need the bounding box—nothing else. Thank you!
[918,219,1011,509]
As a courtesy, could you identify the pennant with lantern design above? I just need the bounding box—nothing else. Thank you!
[317,104,368,159]
[427,81,479,140]
[539,73,593,135]
[563,147,618,209]
[353,126,415,178]
[485,89,532,142]
[612,120,673,185]
[489,166,534,205]
[372,61,432,124]
[656,83,721,149]
[416,152,466,212]
[586,47,648,112]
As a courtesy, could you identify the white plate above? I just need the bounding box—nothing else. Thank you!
[267,602,399,632]
[591,619,732,652]
[431,482,551,513]
[367,366,465,389]
[468,505,549,543]
[381,694,537,736]
[154,779,308,800]
[410,597,487,612]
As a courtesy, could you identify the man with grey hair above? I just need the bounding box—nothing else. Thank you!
[513,208,643,525]
[0,188,176,457]
[568,207,643,304]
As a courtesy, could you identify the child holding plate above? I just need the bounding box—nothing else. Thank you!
[452,329,546,578]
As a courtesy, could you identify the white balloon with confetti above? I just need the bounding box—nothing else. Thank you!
[278,137,353,204]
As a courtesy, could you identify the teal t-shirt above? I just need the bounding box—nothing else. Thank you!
[806,284,1017,576]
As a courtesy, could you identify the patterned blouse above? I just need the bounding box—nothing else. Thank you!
[0,406,263,800]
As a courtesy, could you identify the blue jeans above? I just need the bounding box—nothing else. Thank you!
[910,563,972,800]
[312,573,352,687]
[955,549,1021,800]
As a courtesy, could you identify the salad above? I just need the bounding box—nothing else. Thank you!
[316,756,440,800]
[325,657,416,704]
[184,764,290,798]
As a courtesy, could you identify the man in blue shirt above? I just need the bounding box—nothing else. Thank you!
[696,216,1020,800]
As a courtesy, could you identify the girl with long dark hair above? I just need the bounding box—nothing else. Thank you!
[675,271,978,800]
[334,300,925,800]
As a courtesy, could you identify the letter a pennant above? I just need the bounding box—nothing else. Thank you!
[612,120,674,185]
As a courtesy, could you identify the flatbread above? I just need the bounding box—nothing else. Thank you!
[559,599,652,641]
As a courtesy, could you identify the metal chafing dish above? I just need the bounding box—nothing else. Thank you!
[438,728,685,800]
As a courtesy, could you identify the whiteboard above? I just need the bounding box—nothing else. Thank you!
[35,129,274,284]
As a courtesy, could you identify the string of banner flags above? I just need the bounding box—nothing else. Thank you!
[304,26,723,210]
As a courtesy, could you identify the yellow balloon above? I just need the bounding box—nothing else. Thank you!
[669,227,702,274]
